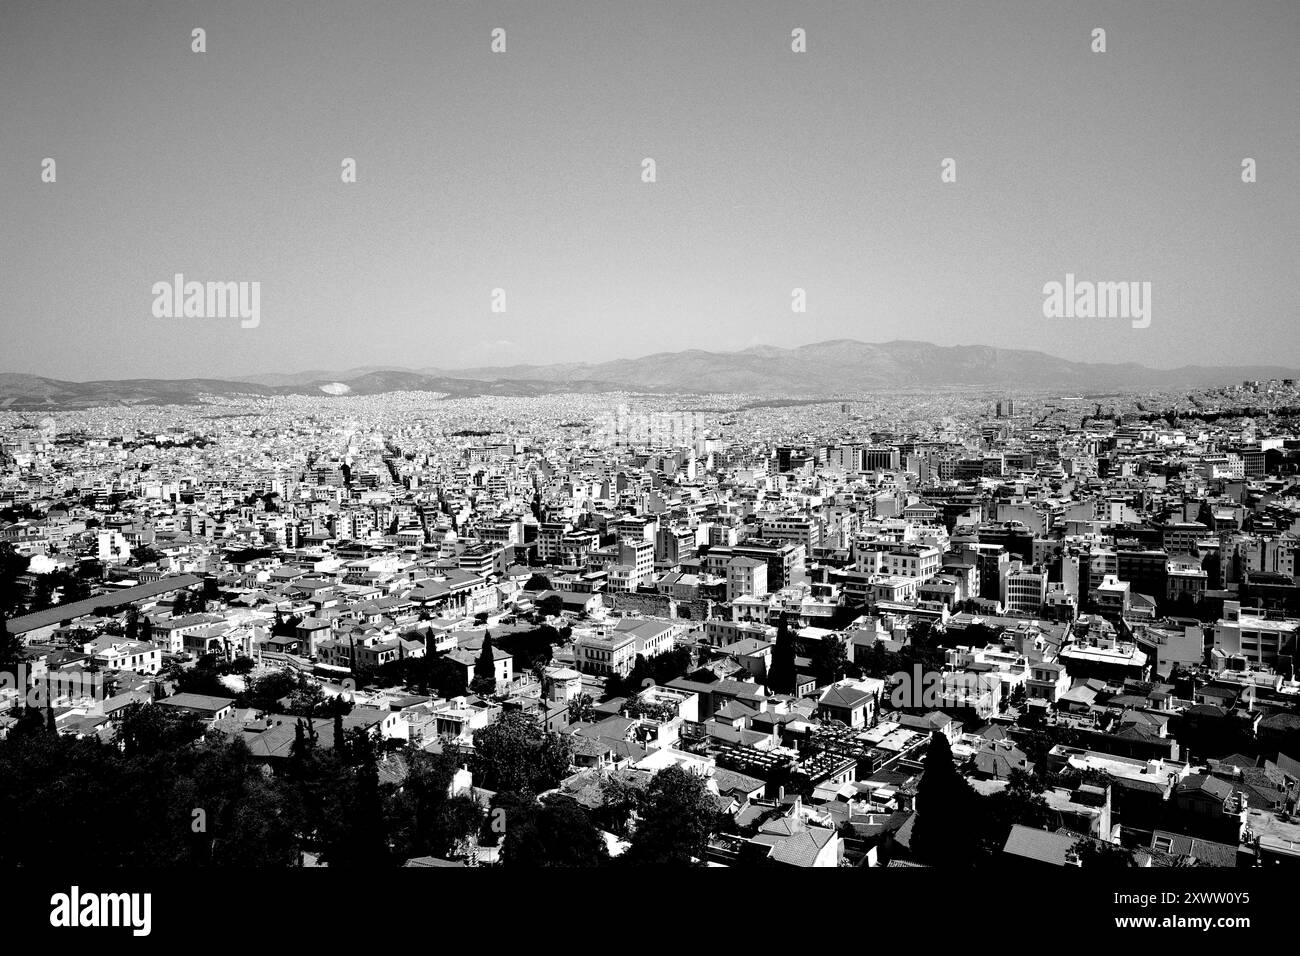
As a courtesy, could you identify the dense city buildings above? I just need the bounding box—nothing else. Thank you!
[3,380,1300,871]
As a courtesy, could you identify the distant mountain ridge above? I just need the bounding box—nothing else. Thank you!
[246,339,1300,394]
[3,340,1297,409]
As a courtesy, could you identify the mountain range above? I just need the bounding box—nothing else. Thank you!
[3,340,1298,409]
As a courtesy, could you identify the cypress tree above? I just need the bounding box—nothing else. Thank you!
[0,611,23,677]
[766,613,797,695]
[471,633,497,696]
[911,731,981,866]
[333,711,346,761]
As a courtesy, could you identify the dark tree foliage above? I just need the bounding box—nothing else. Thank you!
[0,543,31,615]
[316,728,390,866]
[29,570,90,612]
[0,711,299,866]
[605,647,692,700]
[856,630,946,687]
[388,750,480,860]
[491,627,560,673]
[428,652,468,699]
[499,795,608,867]
[567,693,596,724]
[0,611,24,677]
[471,633,498,697]
[911,732,983,867]
[116,702,205,760]
[375,649,471,699]
[1073,837,1137,868]
[239,669,301,712]
[810,635,849,684]
[472,710,572,795]
[622,764,718,866]
[595,772,644,837]
[981,769,1052,855]
[765,613,798,694]
[271,611,301,638]
[174,654,236,699]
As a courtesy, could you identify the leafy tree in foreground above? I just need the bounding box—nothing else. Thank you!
[387,750,481,861]
[1073,837,1137,868]
[622,764,718,866]
[472,709,573,795]
[500,795,608,867]
[811,634,849,684]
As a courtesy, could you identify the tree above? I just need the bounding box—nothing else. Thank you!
[811,635,849,684]
[982,768,1051,856]
[56,571,90,605]
[622,765,718,866]
[272,610,301,638]
[30,574,56,612]
[318,729,390,867]
[606,647,692,700]
[596,772,643,837]
[911,732,983,867]
[500,795,608,867]
[131,545,162,565]
[426,653,468,699]
[174,654,232,698]
[0,719,307,867]
[1073,837,1136,868]
[567,693,595,724]
[524,573,552,592]
[0,611,24,678]
[472,710,572,794]
[114,702,204,760]
[492,627,556,672]
[11,704,49,739]
[241,670,298,711]
[0,543,31,615]
[388,750,481,861]
[471,633,498,697]
[765,613,797,694]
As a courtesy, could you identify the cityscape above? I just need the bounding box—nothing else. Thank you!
[3,367,1300,877]
[2,0,1295,938]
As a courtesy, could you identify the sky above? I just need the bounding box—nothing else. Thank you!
[1,0,1298,380]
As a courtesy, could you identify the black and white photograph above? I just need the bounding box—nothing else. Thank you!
[1,0,1296,939]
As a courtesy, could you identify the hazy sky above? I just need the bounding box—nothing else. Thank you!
[2,0,1298,380]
